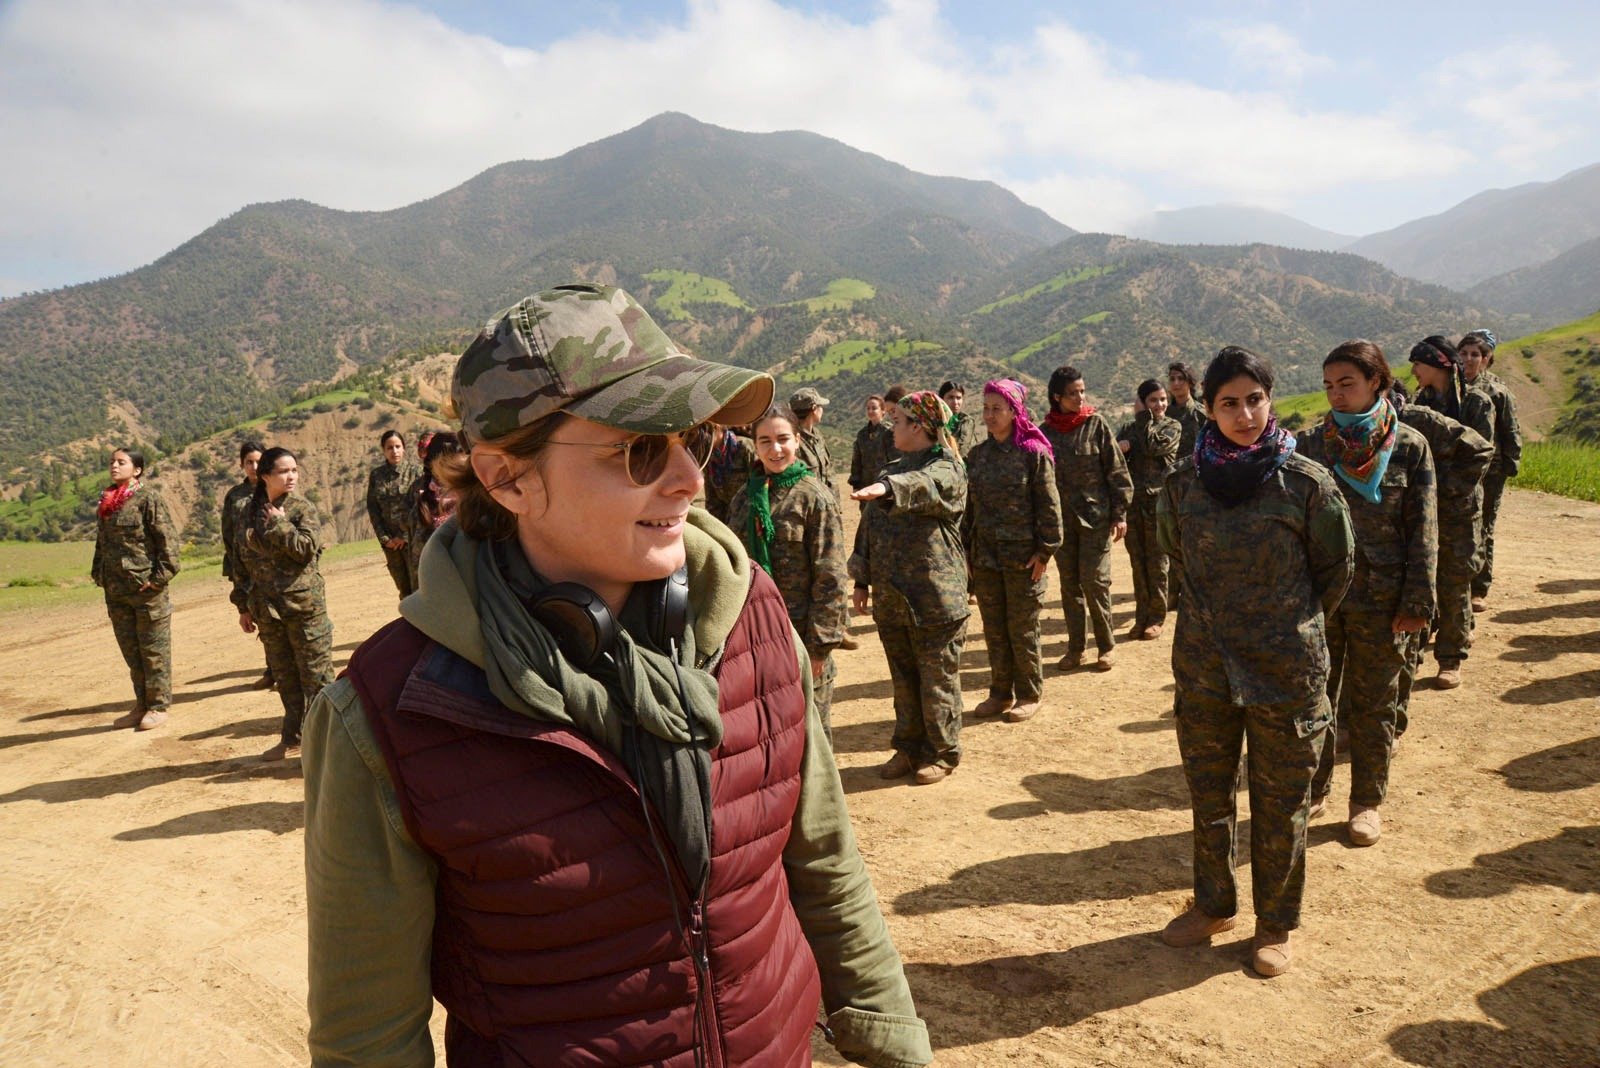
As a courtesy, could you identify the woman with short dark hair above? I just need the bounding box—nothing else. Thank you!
[1157,346,1354,977]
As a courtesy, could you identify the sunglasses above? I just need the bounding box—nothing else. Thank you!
[544,424,719,486]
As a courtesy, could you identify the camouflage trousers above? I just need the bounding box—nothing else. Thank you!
[877,614,966,770]
[1167,558,1184,613]
[1435,512,1482,664]
[1174,690,1328,931]
[1473,474,1507,599]
[971,566,1045,703]
[105,588,172,714]
[1125,496,1169,630]
[1396,630,1424,737]
[254,601,334,746]
[1314,608,1405,807]
[1054,523,1115,656]
[382,544,415,599]
[812,652,837,744]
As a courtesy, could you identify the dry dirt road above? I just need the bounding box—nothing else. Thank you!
[2,489,1597,1067]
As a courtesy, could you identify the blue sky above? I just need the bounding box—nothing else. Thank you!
[2,0,1598,296]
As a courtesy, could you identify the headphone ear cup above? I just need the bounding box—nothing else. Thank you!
[526,583,617,671]
[650,565,690,651]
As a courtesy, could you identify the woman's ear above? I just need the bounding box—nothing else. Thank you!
[472,449,547,519]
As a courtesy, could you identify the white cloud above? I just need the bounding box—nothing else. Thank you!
[1431,42,1600,169]
[0,0,1562,295]
[1211,22,1334,84]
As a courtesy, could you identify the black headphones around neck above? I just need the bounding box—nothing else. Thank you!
[524,565,689,671]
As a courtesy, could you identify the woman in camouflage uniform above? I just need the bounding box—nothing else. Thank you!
[851,391,970,785]
[1156,347,1354,978]
[939,380,985,459]
[366,429,422,599]
[1457,329,1521,612]
[1297,342,1436,848]
[849,395,894,503]
[1040,366,1133,672]
[1408,336,1496,690]
[241,446,333,760]
[1117,379,1181,640]
[961,380,1062,724]
[727,407,851,738]
[93,448,180,730]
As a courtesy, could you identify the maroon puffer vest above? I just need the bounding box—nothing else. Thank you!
[347,569,822,1067]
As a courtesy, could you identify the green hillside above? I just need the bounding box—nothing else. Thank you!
[789,338,941,382]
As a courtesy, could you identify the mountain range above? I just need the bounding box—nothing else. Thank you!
[4,111,1593,487]
[1124,206,1354,253]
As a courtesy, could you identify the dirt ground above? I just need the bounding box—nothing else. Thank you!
[2,488,1597,1067]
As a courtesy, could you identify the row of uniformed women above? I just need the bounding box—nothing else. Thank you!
[94,443,332,759]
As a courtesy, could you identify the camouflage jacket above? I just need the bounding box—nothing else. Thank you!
[1298,420,1437,621]
[221,479,255,607]
[960,436,1063,570]
[1117,411,1183,497]
[1397,405,1493,510]
[704,432,756,525]
[1157,455,1353,708]
[849,422,895,491]
[948,412,985,460]
[239,491,326,616]
[797,427,835,495]
[849,447,970,627]
[725,474,850,657]
[1472,371,1523,478]
[92,484,180,598]
[1416,386,1497,472]
[1040,412,1134,529]
[366,460,422,543]
[1167,399,1205,460]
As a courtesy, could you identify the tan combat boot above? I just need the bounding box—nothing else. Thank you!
[1160,908,1236,947]
[1250,926,1292,977]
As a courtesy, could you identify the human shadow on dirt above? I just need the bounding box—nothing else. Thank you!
[180,716,282,742]
[1118,715,1175,734]
[831,678,894,705]
[895,821,1349,915]
[0,722,124,751]
[1492,597,1600,625]
[1497,735,1600,793]
[1423,825,1600,898]
[0,753,301,806]
[903,931,1245,1048]
[987,765,1189,820]
[114,800,303,841]
[1386,956,1600,1068]
[1499,668,1600,705]
[187,668,270,685]
[1497,629,1600,663]
[1537,577,1600,596]
[18,681,265,725]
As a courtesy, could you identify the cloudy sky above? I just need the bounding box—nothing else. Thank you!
[3,0,1598,297]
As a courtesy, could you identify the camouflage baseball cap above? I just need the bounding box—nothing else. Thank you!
[452,284,773,441]
[789,387,830,411]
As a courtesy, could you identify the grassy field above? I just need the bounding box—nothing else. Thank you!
[973,265,1117,316]
[0,536,383,615]
[1006,311,1110,364]
[642,269,752,321]
[790,338,941,382]
[794,278,876,313]
[1513,441,1600,502]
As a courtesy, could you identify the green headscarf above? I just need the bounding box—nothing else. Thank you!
[745,461,810,571]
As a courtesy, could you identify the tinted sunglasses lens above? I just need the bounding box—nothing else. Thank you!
[685,425,716,469]
[623,427,718,485]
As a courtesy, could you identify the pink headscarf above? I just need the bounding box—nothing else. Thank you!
[983,379,1054,460]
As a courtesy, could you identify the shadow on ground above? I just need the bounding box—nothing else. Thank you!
[1386,956,1600,1067]
[1498,735,1600,793]
[987,765,1189,819]
[1424,825,1600,898]
[114,800,303,841]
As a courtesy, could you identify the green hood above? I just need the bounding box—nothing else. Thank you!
[400,506,751,722]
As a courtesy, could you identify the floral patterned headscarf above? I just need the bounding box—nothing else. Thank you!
[897,391,960,455]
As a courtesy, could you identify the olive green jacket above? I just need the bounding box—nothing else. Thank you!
[1473,371,1523,478]
[366,460,422,544]
[726,474,851,658]
[1040,413,1134,529]
[1117,411,1182,497]
[238,492,325,618]
[302,510,930,1068]
[1158,455,1353,715]
[91,484,180,598]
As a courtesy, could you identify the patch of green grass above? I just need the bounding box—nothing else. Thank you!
[643,269,752,322]
[790,339,941,383]
[792,278,876,313]
[1513,441,1600,503]
[1006,312,1113,364]
[973,265,1117,315]
[1503,310,1600,351]
[0,540,94,586]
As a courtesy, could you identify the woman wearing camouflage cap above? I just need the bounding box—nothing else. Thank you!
[851,390,971,784]
[302,285,930,1067]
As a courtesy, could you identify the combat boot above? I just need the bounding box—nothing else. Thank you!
[1056,650,1083,670]
[1160,907,1236,947]
[1004,699,1042,723]
[1348,804,1382,846]
[1250,926,1292,977]
[839,634,860,651]
[136,709,168,731]
[913,764,953,785]
[1435,661,1462,689]
[972,695,1014,718]
[1094,649,1116,672]
[878,751,913,780]
[113,706,143,729]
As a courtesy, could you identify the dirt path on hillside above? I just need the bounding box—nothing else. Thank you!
[1,490,1596,1067]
